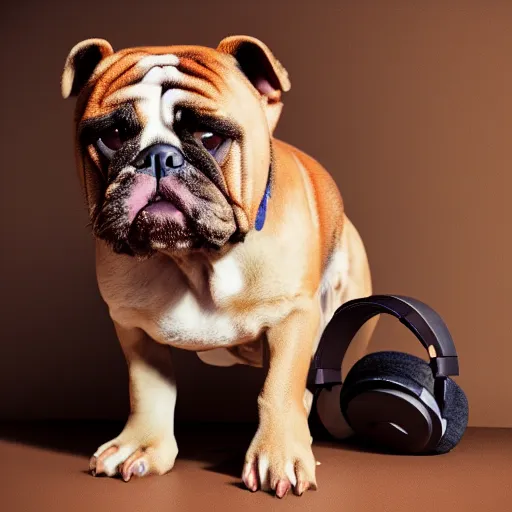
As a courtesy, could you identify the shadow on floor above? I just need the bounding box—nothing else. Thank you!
[0,420,125,458]
[0,420,383,479]
[0,421,255,478]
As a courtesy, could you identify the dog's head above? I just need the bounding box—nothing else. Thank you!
[61,36,290,257]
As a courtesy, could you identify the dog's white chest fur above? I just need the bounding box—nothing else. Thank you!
[209,254,245,299]
[95,242,285,353]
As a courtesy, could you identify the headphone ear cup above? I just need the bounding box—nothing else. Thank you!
[340,351,442,453]
[432,377,469,454]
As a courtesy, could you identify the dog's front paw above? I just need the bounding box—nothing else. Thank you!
[89,424,178,481]
[242,410,317,498]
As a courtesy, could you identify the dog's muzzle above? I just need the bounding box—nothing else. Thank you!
[134,143,185,182]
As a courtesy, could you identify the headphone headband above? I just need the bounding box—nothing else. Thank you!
[308,295,459,389]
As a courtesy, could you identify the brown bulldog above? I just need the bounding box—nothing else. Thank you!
[61,35,376,497]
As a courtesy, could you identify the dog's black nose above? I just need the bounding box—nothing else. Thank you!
[134,143,185,179]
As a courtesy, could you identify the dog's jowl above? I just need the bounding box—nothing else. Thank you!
[61,35,376,497]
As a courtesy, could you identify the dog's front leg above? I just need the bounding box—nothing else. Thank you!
[89,323,178,481]
[242,305,320,498]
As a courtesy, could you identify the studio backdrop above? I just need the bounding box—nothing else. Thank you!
[0,0,508,427]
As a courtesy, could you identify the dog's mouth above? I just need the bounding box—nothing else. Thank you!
[120,173,192,230]
[93,169,237,256]
[142,194,185,220]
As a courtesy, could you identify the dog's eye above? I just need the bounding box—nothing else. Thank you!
[193,131,231,165]
[96,126,126,159]
[195,132,224,153]
[101,127,124,150]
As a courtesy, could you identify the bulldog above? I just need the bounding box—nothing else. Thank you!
[61,35,376,498]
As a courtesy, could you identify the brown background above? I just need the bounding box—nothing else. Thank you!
[0,0,509,427]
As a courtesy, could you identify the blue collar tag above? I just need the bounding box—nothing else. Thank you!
[255,177,271,231]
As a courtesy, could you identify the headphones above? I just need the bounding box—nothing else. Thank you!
[307,294,469,455]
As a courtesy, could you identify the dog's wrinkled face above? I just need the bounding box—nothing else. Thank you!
[62,36,291,257]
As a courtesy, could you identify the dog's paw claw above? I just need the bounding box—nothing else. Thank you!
[294,480,315,496]
[89,456,97,476]
[121,452,149,482]
[89,446,119,477]
[275,479,292,498]
[242,464,258,492]
[89,435,177,480]
[242,446,316,497]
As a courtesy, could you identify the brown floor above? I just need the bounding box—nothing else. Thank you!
[1,422,511,511]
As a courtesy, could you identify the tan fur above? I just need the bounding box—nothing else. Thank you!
[62,35,376,497]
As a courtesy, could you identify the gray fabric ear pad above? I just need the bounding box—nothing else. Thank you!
[340,351,468,454]
[434,377,469,454]
[343,351,433,391]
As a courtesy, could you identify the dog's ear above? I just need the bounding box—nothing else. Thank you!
[61,38,114,99]
[217,35,290,132]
